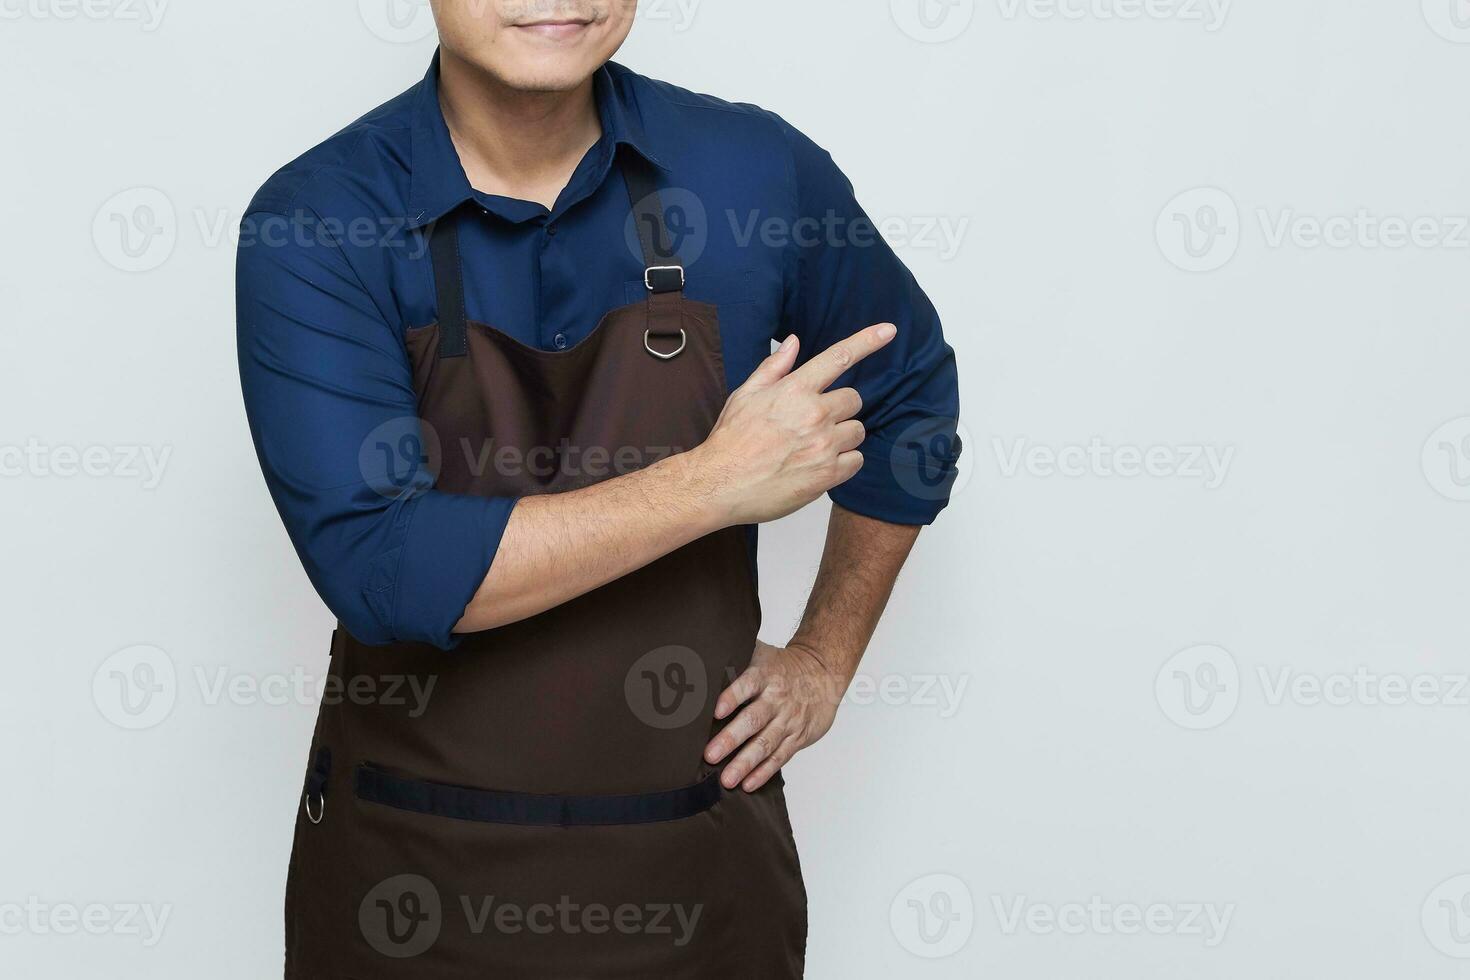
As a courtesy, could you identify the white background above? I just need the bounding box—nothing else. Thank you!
[4,1,1470,977]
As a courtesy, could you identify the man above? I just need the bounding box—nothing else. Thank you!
[237,2,960,976]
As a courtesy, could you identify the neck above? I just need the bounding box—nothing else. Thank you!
[438,50,603,209]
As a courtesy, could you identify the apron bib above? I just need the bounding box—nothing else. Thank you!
[282,157,808,979]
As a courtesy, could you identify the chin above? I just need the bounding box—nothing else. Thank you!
[496,62,599,93]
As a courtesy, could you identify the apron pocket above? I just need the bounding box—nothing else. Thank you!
[354,762,721,827]
[345,763,738,979]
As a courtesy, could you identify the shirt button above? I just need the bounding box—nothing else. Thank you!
[546,224,558,237]
[553,333,569,350]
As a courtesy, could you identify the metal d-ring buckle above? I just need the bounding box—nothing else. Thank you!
[644,265,685,291]
[644,328,687,360]
[304,792,325,825]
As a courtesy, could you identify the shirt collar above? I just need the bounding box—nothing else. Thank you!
[407,50,667,230]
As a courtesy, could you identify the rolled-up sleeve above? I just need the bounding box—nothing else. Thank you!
[775,123,963,525]
[236,208,514,648]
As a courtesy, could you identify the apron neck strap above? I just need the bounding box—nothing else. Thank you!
[623,156,687,350]
[622,155,685,295]
[428,206,469,359]
[426,154,685,361]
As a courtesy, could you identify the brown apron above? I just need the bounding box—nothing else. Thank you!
[283,158,807,978]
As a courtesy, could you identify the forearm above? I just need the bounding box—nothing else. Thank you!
[454,451,722,633]
[787,504,920,680]
[453,324,895,636]
[704,503,922,790]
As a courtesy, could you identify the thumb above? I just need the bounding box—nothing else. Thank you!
[744,335,800,390]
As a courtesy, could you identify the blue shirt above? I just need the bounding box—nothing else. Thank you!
[237,52,961,650]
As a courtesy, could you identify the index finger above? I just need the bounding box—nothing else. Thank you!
[789,323,897,391]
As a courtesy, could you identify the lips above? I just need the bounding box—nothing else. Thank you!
[514,19,593,38]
